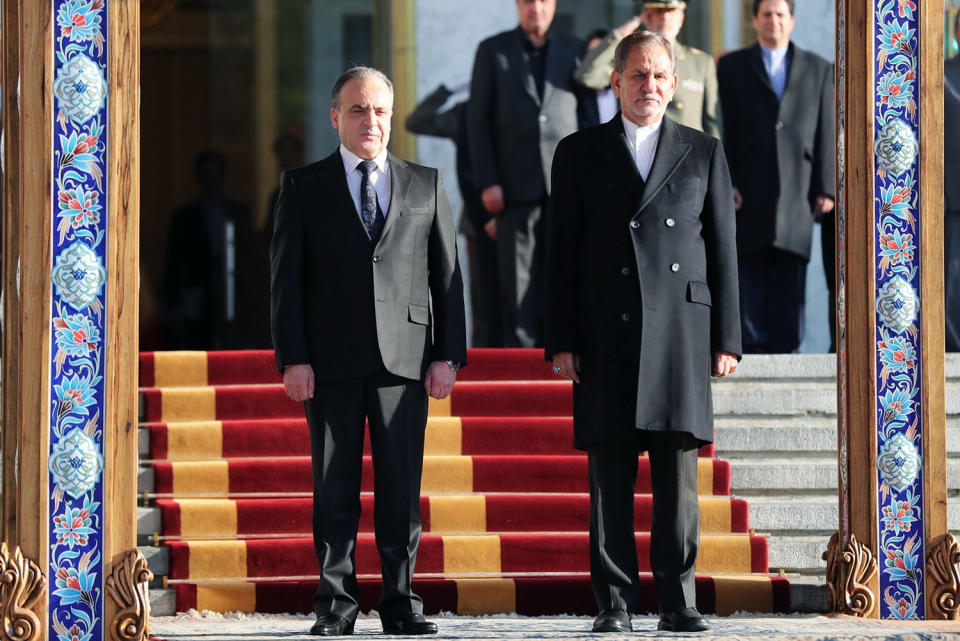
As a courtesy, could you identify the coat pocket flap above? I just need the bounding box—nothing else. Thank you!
[403,205,431,216]
[687,280,712,306]
[668,176,701,192]
[408,303,431,325]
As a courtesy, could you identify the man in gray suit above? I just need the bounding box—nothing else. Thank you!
[271,66,466,636]
[468,0,587,347]
[946,11,960,352]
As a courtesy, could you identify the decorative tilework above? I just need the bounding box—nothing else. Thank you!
[874,0,924,620]
[50,1,108,639]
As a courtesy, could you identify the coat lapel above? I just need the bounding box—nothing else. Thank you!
[596,116,644,199]
[636,118,691,215]
[378,152,409,246]
[747,43,776,96]
[317,150,371,239]
[507,27,542,107]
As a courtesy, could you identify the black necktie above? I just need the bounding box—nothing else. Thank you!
[358,160,385,244]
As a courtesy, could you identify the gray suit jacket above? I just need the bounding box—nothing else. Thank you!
[270,150,467,382]
[946,56,960,212]
[468,26,586,202]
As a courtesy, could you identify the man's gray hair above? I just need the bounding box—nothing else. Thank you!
[331,66,394,110]
[613,31,675,74]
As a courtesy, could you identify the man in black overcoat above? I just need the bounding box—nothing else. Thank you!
[544,32,741,634]
[270,67,467,636]
[717,0,835,353]
[945,13,960,352]
[467,0,590,347]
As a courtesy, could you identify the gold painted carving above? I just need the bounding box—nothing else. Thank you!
[106,549,153,641]
[824,532,878,616]
[0,543,45,641]
[928,533,960,620]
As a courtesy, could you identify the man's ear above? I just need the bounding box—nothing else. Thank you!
[611,70,622,99]
[330,107,340,131]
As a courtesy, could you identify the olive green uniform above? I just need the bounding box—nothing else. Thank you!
[574,33,720,138]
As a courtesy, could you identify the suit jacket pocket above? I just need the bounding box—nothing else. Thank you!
[403,205,431,216]
[408,303,431,325]
[687,280,712,306]
[668,176,701,193]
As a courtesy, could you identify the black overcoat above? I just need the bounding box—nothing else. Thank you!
[717,43,835,260]
[544,116,741,448]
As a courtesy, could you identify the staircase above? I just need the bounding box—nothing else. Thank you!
[710,353,960,587]
[137,349,790,616]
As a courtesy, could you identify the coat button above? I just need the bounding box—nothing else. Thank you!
[621,313,631,322]
[539,114,547,123]
[373,256,382,263]
[670,263,680,272]
[665,218,675,227]
[621,267,631,276]
[630,220,640,229]
[775,121,784,131]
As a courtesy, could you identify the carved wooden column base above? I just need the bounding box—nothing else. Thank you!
[0,543,45,641]
[106,549,154,641]
[928,533,960,620]
[824,532,878,616]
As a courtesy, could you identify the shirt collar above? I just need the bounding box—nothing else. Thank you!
[339,144,389,175]
[760,43,790,66]
[519,26,552,51]
[621,115,662,148]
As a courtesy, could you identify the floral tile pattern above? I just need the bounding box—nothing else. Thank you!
[49,1,107,639]
[873,0,925,620]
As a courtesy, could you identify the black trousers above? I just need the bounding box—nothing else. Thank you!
[304,369,428,621]
[946,211,960,352]
[588,431,700,614]
[465,231,503,347]
[496,198,546,348]
[738,248,807,353]
[821,214,837,352]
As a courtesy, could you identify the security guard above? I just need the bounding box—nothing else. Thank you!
[574,0,719,138]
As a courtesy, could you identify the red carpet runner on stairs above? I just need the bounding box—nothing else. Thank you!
[139,349,790,616]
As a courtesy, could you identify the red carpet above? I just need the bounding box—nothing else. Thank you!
[140,349,783,616]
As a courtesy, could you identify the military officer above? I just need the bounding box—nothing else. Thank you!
[573,0,719,138]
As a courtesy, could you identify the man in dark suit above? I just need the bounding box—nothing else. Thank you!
[545,31,740,634]
[945,13,960,352]
[468,0,588,347]
[271,66,467,636]
[717,0,834,353]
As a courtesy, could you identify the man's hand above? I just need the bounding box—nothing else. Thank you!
[484,218,497,241]
[615,15,643,38]
[712,351,738,378]
[283,364,315,402]
[481,185,505,215]
[551,352,581,384]
[813,195,835,222]
[425,361,457,399]
[732,187,743,211]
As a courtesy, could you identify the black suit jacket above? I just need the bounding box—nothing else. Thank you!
[270,150,467,382]
[468,26,589,203]
[545,116,741,447]
[718,43,835,259]
[946,56,960,212]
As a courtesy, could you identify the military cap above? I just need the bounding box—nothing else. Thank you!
[642,0,687,9]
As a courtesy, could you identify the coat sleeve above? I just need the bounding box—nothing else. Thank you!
[405,85,458,140]
[811,62,836,202]
[543,138,583,361]
[702,56,721,139]
[701,139,742,359]
[467,39,502,192]
[573,32,618,90]
[269,171,310,372]
[427,171,468,365]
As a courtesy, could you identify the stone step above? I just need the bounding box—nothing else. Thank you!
[728,460,960,493]
[715,425,960,456]
[710,353,960,381]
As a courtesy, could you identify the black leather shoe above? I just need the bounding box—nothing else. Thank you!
[381,613,438,635]
[591,609,632,633]
[658,607,710,632]
[309,614,354,636]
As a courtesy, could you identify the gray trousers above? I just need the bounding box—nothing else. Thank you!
[588,431,700,614]
[496,199,545,347]
[305,369,428,621]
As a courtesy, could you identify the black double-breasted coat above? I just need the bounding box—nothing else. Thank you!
[544,116,741,448]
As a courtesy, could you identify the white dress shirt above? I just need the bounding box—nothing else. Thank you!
[760,44,790,100]
[621,115,662,182]
[339,145,391,216]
